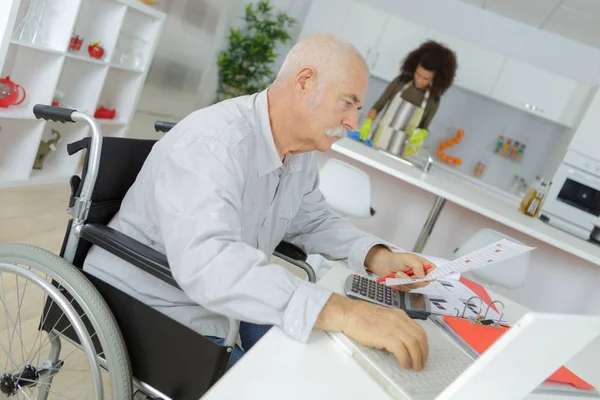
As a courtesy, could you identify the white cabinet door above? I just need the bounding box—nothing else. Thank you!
[569,88,600,160]
[339,2,388,66]
[490,58,591,127]
[423,30,505,96]
[298,0,352,39]
[370,15,427,82]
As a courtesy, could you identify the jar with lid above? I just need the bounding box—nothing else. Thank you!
[520,178,550,217]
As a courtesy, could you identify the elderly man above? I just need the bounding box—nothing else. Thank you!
[84,33,437,370]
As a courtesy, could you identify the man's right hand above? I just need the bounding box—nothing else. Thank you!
[314,294,428,371]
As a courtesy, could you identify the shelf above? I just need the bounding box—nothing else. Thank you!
[55,55,108,116]
[66,52,108,66]
[97,68,144,124]
[0,107,38,120]
[0,44,64,118]
[71,0,127,64]
[30,121,89,180]
[113,6,161,70]
[9,39,64,56]
[100,124,126,137]
[98,119,126,125]
[109,63,143,73]
[0,118,45,182]
[11,0,81,53]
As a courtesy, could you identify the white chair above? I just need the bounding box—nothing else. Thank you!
[319,158,374,218]
[454,228,531,289]
[307,159,374,278]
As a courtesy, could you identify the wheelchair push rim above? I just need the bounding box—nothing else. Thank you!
[0,261,104,399]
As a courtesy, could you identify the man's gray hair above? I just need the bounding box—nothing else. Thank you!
[275,33,368,87]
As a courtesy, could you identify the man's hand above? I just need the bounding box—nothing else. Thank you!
[364,245,437,291]
[315,294,428,370]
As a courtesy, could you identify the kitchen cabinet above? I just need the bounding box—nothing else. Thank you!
[338,2,387,67]
[568,87,600,160]
[297,0,352,40]
[370,15,427,82]
[490,58,591,127]
[423,30,506,96]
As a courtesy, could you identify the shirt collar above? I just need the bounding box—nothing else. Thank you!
[255,89,302,177]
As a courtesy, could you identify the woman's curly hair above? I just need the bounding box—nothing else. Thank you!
[398,40,457,99]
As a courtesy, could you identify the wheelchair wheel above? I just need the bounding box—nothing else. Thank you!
[0,243,132,399]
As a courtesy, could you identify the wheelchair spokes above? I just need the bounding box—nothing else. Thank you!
[0,265,107,399]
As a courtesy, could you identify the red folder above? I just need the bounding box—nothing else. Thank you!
[443,313,594,389]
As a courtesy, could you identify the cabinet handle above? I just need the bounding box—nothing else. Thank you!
[524,103,544,114]
[371,51,380,70]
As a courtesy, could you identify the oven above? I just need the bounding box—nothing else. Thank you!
[540,150,600,240]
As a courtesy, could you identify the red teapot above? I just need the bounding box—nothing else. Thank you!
[0,76,26,108]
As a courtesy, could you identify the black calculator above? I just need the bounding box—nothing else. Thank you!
[343,274,431,320]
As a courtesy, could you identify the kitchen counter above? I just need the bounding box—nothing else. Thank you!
[331,138,600,266]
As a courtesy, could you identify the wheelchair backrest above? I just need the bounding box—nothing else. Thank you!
[62,136,158,266]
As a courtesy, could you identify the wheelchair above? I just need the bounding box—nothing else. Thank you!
[0,105,316,399]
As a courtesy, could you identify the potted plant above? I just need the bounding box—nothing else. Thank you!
[216,1,296,102]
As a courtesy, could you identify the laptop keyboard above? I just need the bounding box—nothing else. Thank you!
[355,344,473,396]
[328,319,475,399]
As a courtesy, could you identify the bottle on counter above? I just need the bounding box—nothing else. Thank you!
[495,135,505,153]
[520,178,550,217]
[520,176,540,214]
[509,141,520,159]
[501,138,512,157]
[473,161,486,178]
[515,144,525,162]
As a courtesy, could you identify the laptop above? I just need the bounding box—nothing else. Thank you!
[328,312,600,400]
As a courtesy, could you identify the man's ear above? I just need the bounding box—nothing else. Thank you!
[294,66,317,96]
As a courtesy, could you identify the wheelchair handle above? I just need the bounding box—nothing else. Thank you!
[33,104,76,123]
[154,121,176,133]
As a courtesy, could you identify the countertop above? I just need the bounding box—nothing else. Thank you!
[331,138,600,266]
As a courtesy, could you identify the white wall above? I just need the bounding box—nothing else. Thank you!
[360,0,600,84]
[128,0,311,138]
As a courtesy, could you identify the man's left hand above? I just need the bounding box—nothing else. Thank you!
[364,245,437,292]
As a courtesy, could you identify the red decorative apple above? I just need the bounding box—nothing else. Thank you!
[88,42,105,59]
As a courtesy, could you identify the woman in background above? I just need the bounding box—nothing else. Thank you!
[359,40,457,154]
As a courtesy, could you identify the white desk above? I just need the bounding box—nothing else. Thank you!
[201,262,599,400]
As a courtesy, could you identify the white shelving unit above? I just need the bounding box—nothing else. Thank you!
[0,0,165,186]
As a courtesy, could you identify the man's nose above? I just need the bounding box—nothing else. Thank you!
[344,115,359,131]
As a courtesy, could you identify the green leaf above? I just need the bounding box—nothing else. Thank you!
[215,0,296,101]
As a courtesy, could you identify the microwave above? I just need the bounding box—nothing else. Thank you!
[540,150,600,239]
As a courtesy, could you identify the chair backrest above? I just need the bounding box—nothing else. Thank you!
[319,159,372,218]
[62,137,157,266]
[454,228,531,289]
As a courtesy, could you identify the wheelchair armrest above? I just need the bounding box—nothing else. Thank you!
[274,241,308,261]
[273,241,316,283]
[79,223,180,289]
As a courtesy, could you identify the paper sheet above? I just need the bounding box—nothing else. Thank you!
[385,239,535,286]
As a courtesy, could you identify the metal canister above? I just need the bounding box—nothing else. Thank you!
[387,129,407,156]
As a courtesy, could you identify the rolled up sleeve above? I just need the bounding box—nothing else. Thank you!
[155,137,332,342]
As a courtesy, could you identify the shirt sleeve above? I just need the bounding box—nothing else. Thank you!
[283,156,387,274]
[154,136,332,343]
[372,76,405,114]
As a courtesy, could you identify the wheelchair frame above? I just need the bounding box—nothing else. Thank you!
[11,104,317,399]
